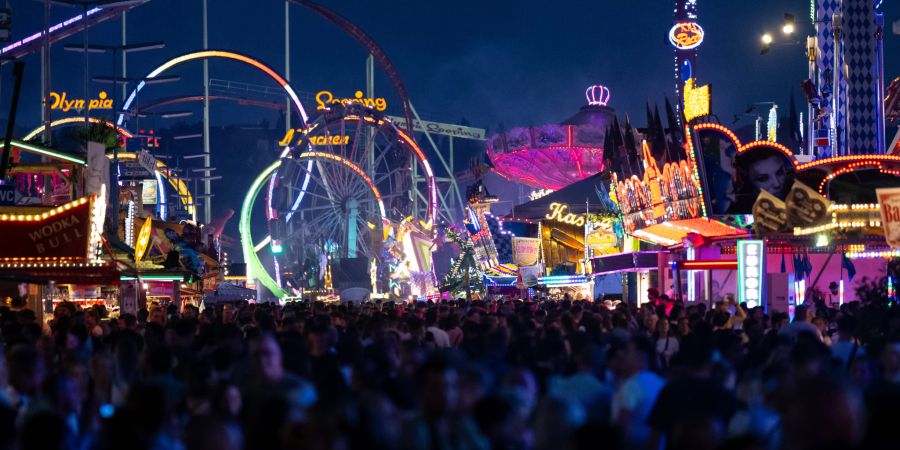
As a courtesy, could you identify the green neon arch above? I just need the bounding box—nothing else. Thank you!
[240,160,287,297]
[240,153,387,298]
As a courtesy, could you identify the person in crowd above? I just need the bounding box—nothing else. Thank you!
[654,318,679,368]
[610,336,664,449]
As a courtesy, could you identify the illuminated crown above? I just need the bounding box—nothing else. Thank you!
[585,84,611,107]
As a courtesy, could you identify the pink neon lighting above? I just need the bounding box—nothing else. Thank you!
[1,8,102,55]
[487,118,608,189]
[585,85,611,106]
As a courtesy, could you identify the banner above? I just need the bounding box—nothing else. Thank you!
[877,187,900,248]
[519,264,543,287]
[202,273,218,292]
[511,237,541,267]
[0,197,92,260]
[141,179,158,205]
[385,116,486,140]
[785,181,830,228]
[137,150,159,174]
[752,190,788,234]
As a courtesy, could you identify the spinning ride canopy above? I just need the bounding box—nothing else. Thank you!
[487,85,615,190]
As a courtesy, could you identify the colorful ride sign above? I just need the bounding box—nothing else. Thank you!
[0,197,93,261]
[669,22,704,50]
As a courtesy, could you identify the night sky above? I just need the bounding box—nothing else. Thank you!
[3,0,900,218]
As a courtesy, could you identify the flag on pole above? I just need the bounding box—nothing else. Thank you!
[842,254,857,282]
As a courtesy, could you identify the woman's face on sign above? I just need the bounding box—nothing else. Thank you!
[749,156,786,195]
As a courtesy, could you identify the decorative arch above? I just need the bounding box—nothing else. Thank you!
[737,140,798,165]
[691,122,799,166]
[117,50,308,127]
[23,117,133,141]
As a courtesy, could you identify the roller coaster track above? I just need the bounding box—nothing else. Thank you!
[0,1,151,64]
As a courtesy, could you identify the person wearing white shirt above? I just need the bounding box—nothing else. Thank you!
[425,309,451,348]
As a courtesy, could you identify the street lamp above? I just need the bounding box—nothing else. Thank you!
[782,13,795,35]
[758,12,816,156]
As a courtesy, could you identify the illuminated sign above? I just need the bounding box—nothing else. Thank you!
[585,84,611,107]
[545,202,586,226]
[683,78,710,122]
[0,197,92,260]
[309,135,349,146]
[134,218,153,262]
[669,22,705,50]
[49,91,113,112]
[529,188,554,201]
[277,129,349,147]
[315,90,386,111]
[737,240,766,308]
[511,237,541,266]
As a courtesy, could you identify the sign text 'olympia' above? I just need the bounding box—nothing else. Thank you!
[49,91,113,112]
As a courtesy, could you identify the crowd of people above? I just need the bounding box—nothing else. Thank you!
[1,290,900,450]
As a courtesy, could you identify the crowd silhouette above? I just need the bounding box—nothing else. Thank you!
[1,290,900,450]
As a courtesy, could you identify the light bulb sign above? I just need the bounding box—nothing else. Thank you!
[737,240,766,309]
[545,202,586,226]
[683,78,710,122]
[669,22,705,50]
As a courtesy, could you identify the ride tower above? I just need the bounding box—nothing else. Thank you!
[671,0,702,127]
[813,0,886,156]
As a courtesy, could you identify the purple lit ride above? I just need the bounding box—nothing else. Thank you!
[486,85,615,190]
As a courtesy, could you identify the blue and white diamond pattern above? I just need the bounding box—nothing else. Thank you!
[843,0,878,153]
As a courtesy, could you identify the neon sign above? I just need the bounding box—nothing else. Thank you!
[49,91,113,112]
[683,78,710,122]
[669,22,705,50]
[585,85,611,107]
[529,188,554,201]
[277,129,350,147]
[545,202,586,226]
[315,90,387,111]
[737,240,766,309]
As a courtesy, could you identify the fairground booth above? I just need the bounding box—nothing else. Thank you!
[683,121,900,312]
[602,70,900,313]
[5,121,226,317]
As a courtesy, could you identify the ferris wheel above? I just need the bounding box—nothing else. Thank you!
[242,103,437,296]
